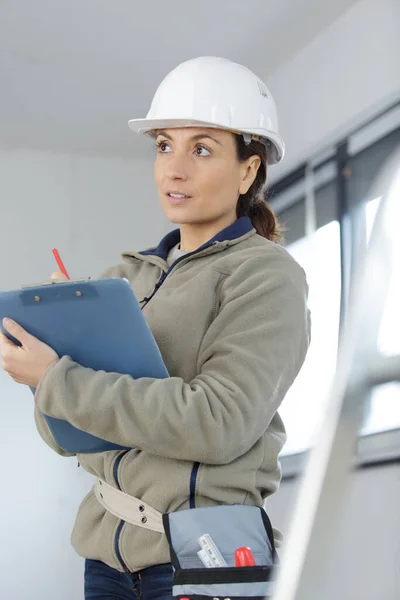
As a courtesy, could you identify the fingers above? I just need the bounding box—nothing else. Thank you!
[0,330,12,346]
[1,318,33,347]
[0,331,8,354]
[0,329,15,351]
[0,331,14,372]
[51,271,69,282]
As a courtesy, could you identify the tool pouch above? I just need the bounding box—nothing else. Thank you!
[163,505,277,600]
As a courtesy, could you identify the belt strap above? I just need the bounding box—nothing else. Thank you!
[94,479,164,534]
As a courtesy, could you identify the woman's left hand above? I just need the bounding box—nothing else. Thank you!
[0,318,59,388]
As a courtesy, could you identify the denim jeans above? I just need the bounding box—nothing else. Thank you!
[84,559,173,600]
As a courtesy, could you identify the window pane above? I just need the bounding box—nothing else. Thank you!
[361,197,400,434]
[279,221,341,455]
[348,127,400,209]
[278,199,305,245]
[315,180,337,230]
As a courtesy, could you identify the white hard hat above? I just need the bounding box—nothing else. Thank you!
[128,56,285,164]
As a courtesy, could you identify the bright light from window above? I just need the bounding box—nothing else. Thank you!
[365,196,380,243]
[361,197,400,434]
[280,221,341,455]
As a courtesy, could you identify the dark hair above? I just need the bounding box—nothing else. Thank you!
[235,135,284,243]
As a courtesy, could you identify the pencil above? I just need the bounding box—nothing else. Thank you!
[52,248,70,280]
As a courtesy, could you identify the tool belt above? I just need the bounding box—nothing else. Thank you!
[95,479,277,599]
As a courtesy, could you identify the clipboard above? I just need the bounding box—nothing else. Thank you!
[0,278,169,454]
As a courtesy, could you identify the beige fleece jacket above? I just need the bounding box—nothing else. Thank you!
[33,222,311,572]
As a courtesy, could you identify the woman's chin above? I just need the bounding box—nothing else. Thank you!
[163,206,197,224]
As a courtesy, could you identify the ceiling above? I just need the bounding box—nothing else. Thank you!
[0,0,359,158]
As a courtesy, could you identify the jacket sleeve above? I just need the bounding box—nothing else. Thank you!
[34,251,311,465]
[33,405,75,457]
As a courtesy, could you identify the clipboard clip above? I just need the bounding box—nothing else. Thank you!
[21,278,91,290]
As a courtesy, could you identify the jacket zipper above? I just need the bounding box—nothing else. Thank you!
[139,271,168,310]
[113,450,130,572]
[140,241,218,311]
[114,240,219,568]
[189,462,200,508]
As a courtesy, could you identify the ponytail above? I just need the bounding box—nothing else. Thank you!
[235,136,284,244]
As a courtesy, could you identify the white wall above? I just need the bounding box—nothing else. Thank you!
[0,148,169,599]
[267,0,400,181]
[0,148,170,291]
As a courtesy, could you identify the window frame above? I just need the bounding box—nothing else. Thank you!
[268,99,400,475]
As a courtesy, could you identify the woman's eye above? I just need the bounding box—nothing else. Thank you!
[195,145,211,157]
[157,141,171,153]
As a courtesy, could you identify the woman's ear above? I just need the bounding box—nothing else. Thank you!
[239,156,261,195]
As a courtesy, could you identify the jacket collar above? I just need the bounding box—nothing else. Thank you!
[139,217,254,261]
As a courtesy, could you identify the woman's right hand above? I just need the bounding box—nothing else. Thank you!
[51,271,69,283]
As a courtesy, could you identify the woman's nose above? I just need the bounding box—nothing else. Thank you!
[165,153,189,181]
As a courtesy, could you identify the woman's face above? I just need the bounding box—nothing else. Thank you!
[153,127,260,228]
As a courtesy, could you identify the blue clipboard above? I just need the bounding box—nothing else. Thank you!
[0,278,168,454]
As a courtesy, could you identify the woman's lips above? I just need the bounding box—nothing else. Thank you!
[166,193,191,206]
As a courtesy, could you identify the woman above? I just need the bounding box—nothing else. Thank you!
[0,57,311,599]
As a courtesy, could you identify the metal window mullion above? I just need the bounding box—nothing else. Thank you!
[335,141,352,332]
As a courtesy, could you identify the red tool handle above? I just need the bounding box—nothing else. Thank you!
[234,547,256,567]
